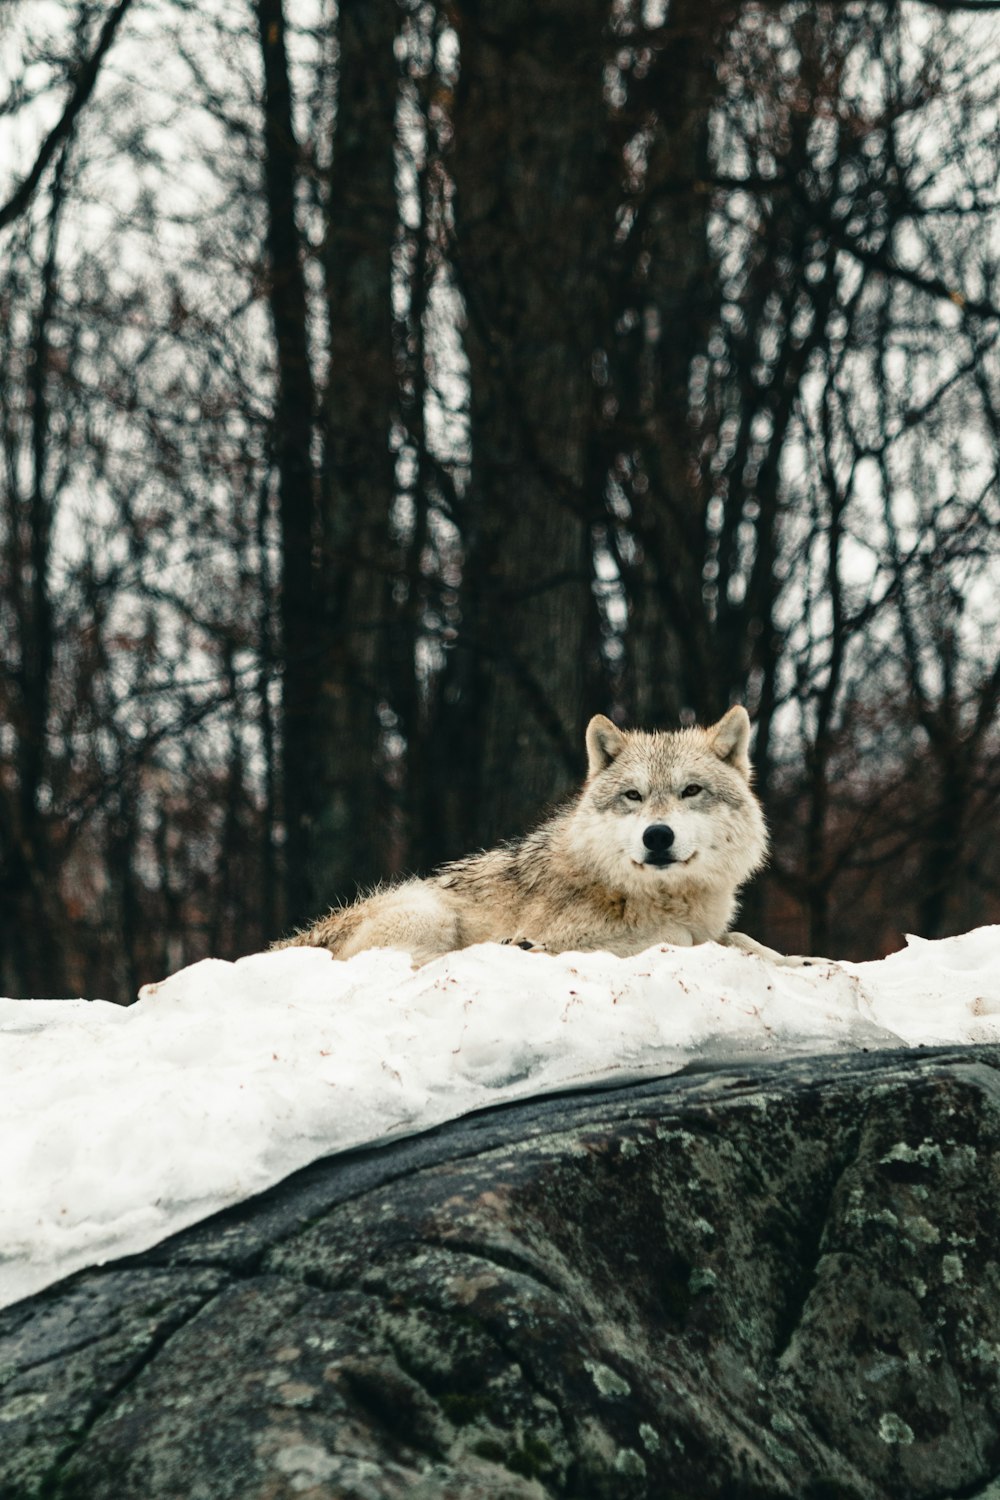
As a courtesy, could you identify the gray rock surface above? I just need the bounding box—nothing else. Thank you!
[4,1045,1000,1499]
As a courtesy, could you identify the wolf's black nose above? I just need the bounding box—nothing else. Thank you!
[642,823,675,854]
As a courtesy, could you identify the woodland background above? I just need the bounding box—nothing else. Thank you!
[1,0,999,1004]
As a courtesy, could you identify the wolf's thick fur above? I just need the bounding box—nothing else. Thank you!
[278,706,787,966]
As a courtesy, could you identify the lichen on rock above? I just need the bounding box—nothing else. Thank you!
[4,1046,1000,1498]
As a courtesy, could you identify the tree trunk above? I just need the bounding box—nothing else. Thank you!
[917,743,970,939]
[444,0,615,851]
[613,0,723,728]
[0,149,70,996]
[311,0,401,904]
[255,0,322,929]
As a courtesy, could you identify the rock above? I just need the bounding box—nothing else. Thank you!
[4,1046,1000,1499]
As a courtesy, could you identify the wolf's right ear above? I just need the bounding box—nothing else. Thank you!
[586,714,626,777]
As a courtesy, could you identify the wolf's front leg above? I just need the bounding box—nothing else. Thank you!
[721,930,834,968]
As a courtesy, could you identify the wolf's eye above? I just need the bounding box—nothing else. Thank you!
[623,789,643,802]
[681,783,702,799]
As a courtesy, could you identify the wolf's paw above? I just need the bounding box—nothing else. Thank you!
[501,936,549,954]
[775,953,837,969]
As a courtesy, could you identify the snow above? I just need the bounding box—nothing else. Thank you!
[3,927,1000,1312]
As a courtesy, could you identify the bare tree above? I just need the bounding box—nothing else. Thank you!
[440,0,619,850]
[0,0,134,232]
[1,0,998,998]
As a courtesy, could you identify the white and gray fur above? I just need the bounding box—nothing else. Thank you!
[278,706,788,966]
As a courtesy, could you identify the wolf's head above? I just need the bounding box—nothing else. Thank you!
[570,706,768,898]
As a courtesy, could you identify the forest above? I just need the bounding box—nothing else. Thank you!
[1,0,999,1003]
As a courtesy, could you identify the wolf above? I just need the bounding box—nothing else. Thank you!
[278,705,795,967]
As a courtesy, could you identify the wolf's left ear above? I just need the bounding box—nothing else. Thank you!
[709,705,752,777]
[586,714,626,777]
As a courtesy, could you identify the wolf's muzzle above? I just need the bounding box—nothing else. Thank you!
[642,823,677,866]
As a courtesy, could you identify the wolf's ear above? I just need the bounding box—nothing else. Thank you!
[708,705,752,777]
[586,714,626,777]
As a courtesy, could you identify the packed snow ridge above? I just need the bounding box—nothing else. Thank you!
[3,927,1000,1311]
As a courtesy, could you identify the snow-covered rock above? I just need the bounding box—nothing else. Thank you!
[2,927,999,1311]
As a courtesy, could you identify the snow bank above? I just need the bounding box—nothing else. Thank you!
[3,928,1000,1311]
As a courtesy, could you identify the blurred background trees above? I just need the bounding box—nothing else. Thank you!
[1,0,998,1001]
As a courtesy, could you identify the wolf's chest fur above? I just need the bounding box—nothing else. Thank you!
[434,840,730,950]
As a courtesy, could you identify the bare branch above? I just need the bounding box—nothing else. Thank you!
[0,0,134,233]
[830,230,1000,323]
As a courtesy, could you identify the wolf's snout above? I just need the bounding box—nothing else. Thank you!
[644,828,677,864]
